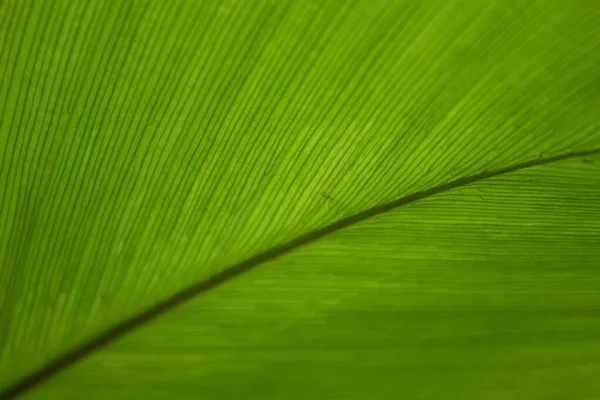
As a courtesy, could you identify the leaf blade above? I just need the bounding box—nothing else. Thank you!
[1,0,600,395]
[20,154,600,399]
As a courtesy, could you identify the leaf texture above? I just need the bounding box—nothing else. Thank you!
[0,0,599,398]
[22,155,600,399]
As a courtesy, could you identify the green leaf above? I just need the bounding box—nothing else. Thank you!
[1,0,599,398]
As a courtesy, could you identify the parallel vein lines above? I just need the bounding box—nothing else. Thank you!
[1,146,599,399]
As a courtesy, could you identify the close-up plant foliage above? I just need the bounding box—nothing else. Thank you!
[1,0,599,398]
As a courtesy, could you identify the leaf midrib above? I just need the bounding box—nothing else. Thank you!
[2,146,600,400]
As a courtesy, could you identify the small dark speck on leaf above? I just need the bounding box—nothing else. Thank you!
[321,192,334,201]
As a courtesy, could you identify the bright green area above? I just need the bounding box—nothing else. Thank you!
[0,0,599,398]
[25,155,600,399]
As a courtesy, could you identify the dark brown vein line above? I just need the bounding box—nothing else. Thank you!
[2,146,600,399]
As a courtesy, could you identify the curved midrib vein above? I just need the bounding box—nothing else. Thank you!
[3,147,600,399]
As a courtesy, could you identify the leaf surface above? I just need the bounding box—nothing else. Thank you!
[23,154,600,399]
[0,0,599,398]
